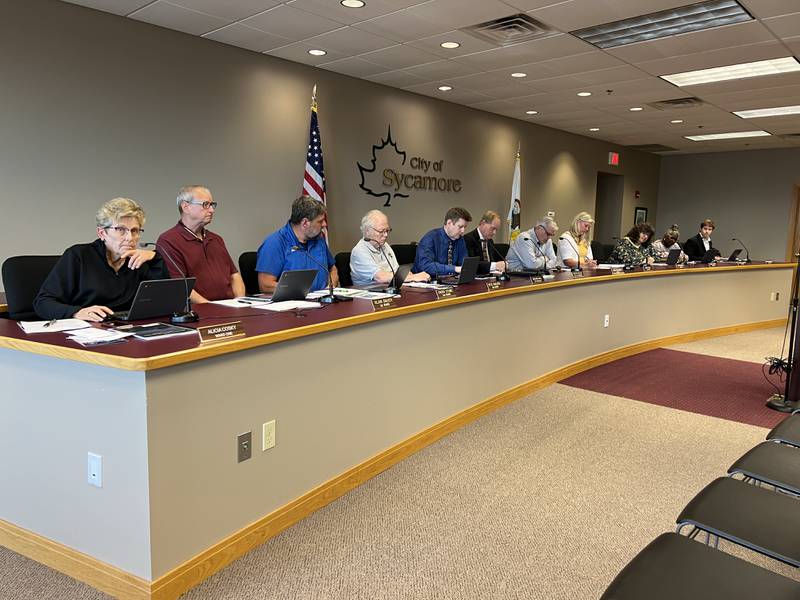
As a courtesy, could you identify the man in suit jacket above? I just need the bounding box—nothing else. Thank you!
[464,210,506,275]
[683,218,721,262]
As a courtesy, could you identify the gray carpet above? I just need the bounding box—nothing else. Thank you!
[1,328,795,599]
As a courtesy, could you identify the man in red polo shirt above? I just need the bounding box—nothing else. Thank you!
[156,186,245,302]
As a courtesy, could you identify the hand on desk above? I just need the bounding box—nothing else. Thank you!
[74,305,113,322]
[405,271,431,283]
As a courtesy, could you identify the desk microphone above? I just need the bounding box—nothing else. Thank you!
[559,236,583,273]
[289,245,346,304]
[364,237,400,293]
[731,237,752,262]
[487,240,510,282]
[140,242,198,323]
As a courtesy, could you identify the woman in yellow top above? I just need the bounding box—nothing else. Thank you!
[557,212,597,269]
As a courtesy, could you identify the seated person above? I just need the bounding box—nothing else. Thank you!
[506,216,559,271]
[609,222,657,267]
[412,207,472,279]
[34,197,167,322]
[463,210,506,274]
[651,224,687,263]
[256,195,338,294]
[558,211,597,269]
[350,209,430,286]
[683,219,721,262]
[156,185,245,302]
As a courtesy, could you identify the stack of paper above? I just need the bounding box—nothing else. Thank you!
[67,328,132,347]
[18,319,91,334]
[255,301,321,312]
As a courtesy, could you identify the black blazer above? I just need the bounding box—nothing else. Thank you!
[683,233,720,262]
[463,228,498,274]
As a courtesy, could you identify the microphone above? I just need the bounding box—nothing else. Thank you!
[559,236,582,272]
[140,242,198,323]
[290,245,346,304]
[731,237,752,262]
[365,237,400,293]
[486,239,510,282]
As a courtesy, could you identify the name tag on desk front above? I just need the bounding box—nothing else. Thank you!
[435,287,455,300]
[530,275,544,284]
[198,321,246,343]
[371,297,397,311]
[485,281,502,291]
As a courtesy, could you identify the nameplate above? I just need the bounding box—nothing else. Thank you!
[435,287,455,300]
[370,297,397,311]
[485,281,502,292]
[571,271,584,279]
[530,275,544,284]
[198,321,246,343]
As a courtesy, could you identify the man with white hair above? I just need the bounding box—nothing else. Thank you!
[350,209,430,287]
[506,216,559,271]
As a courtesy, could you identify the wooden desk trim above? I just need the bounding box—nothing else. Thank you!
[0,263,791,372]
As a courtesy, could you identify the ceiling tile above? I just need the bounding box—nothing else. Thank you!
[129,1,230,35]
[266,41,348,65]
[318,57,390,77]
[364,69,429,87]
[242,4,343,38]
[455,33,594,71]
[527,0,691,32]
[761,11,800,38]
[359,44,443,70]
[501,0,564,10]
[634,41,790,76]
[352,9,451,43]
[306,26,396,55]
[401,60,479,80]
[402,82,494,104]
[61,0,153,16]
[405,30,499,59]
[168,0,280,21]
[740,0,800,19]
[287,0,404,25]
[202,23,291,52]
[405,0,517,29]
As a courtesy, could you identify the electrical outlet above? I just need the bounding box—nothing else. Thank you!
[603,314,610,328]
[237,431,252,463]
[87,452,102,488]
[770,292,780,301]
[262,420,276,451]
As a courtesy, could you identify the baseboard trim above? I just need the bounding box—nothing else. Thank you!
[2,318,786,599]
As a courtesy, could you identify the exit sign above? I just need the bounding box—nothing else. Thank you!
[608,152,620,166]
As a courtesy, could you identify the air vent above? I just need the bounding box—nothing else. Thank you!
[627,144,680,153]
[461,14,556,47]
[647,97,705,110]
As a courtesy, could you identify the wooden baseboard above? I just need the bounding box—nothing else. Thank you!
[2,318,786,599]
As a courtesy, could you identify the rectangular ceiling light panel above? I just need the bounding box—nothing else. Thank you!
[733,105,800,118]
[571,0,752,49]
[685,130,771,140]
[661,57,800,86]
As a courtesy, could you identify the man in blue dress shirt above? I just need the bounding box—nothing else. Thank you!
[256,195,338,293]
[413,207,472,279]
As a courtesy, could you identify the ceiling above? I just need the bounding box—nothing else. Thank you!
[61,0,800,154]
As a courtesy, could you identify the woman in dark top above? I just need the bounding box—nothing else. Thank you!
[34,198,168,322]
[609,222,657,267]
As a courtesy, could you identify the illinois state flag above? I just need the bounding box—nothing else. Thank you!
[303,85,326,207]
[507,145,521,242]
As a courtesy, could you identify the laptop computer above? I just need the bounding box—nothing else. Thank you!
[110,277,196,321]
[271,269,318,302]
[358,264,412,293]
[723,248,743,262]
[699,249,719,263]
[438,256,479,285]
[665,248,682,265]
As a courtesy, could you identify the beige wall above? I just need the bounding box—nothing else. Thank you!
[0,0,660,290]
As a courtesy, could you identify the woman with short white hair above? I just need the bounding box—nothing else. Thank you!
[34,198,168,321]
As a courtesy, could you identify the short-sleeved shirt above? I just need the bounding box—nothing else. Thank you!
[256,221,334,292]
[350,239,399,286]
[557,231,593,268]
[506,229,556,271]
[156,222,238,301]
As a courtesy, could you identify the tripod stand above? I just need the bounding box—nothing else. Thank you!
[767,255,800,413]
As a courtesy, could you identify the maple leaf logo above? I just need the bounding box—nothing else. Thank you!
[357,126,409,207]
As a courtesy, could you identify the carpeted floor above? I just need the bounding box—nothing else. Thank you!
[0,327,795,599]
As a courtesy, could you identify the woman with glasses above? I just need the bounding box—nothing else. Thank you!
[609,222,658,267]
[34,197,167,321]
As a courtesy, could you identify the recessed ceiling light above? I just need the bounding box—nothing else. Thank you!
[670,119,684,124]
[340,0,365,7]
[440,41,460,49]
[589,127,600,132]
[571,0,752,49]
[511,72,527,78]
[685,130,771,141]
[733,104,800,118]
[577,91,592,97]
[661,57,800,87]
[525,110,538,115]
[438,85,453,91]
[308,49,327,56]
[629,107,643,111]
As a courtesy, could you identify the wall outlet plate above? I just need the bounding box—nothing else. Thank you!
[237,431,252,463]
[262,420,276,451]
[87,452,102,488]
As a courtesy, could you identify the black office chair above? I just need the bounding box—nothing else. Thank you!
[1,255,60,320]
[334,252,352,287]
[591,241,615,262]
[238,251,259,295]
[494,243,510,259]
[391,242,417,266]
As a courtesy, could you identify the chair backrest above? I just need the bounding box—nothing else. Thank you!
[392,242,418,266]
[334,252,352,287]
[1,255,61,320]
[494,243,510,259]
[238,251,259,295]
[591,241,615,262]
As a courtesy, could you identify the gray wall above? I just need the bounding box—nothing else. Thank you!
[657,148,800,261]
[0,0,661,291]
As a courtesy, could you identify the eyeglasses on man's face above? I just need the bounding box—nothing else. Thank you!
[371,227,392,236]
[185,200,218,210]
[105,225,143,237]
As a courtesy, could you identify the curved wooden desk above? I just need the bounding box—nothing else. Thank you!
[0,263,792,600]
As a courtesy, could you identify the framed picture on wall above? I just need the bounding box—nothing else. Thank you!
[634,206,648,224]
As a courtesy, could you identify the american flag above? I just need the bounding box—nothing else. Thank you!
[303,86,326,206]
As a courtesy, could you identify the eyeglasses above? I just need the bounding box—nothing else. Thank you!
[105,226,143,237]
[372,227,392,235]
[185,200,218,209]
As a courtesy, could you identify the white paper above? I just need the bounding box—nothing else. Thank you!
[401,282,450,290]
[596,264,624,270]
[209,298,261,308]
[67,328,132,345]
[254,300,322,312]
[18,319,91,334]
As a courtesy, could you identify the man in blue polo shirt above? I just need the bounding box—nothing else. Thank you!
[413,206,472,279]
[256,195,338,293]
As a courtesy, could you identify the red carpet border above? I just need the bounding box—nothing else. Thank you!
[561,348,786,428]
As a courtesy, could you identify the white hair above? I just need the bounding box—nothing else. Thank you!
[360,209,387,236]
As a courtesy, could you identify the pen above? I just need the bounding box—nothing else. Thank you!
[43,319,57,328]
[238,300,252,305]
